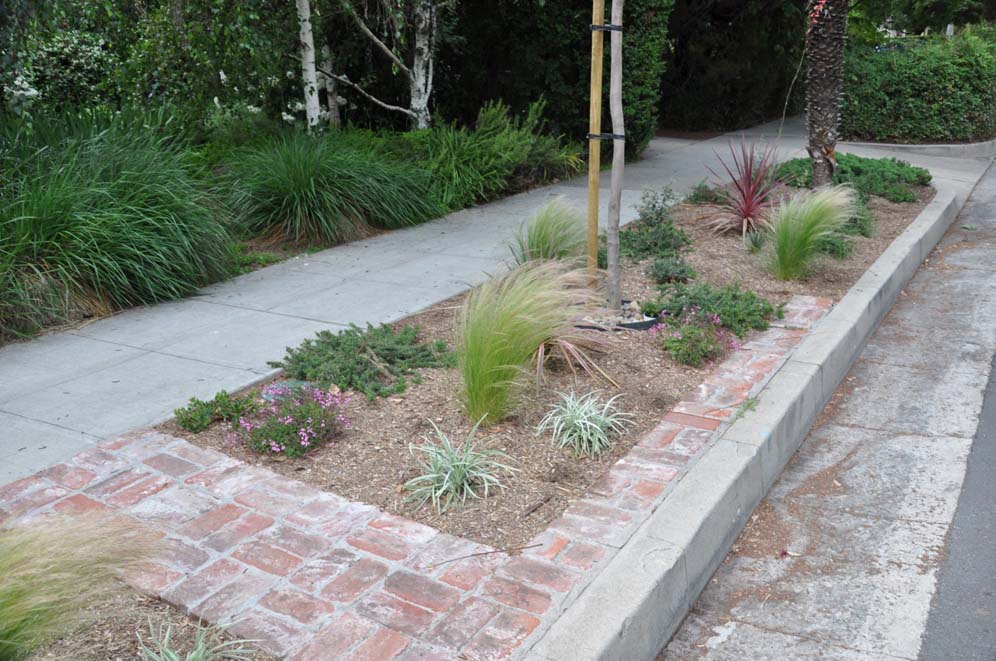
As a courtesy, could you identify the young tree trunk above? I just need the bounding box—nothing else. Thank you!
[320,43,341,128]
[409,0,436,129]
[295,0,321,129]
[805,0,849,187]
[606,0,626,309]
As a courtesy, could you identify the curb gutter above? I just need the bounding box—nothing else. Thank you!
[525,189,962,661]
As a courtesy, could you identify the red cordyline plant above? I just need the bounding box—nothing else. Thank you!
[707,142,783,237]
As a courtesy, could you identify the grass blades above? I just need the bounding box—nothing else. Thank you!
[456,261,603,423]
[537,390,632,458]
[510,199,586,264]
[0,111,233,340]
[0,515,157,659]
[138,621,258,661]
[404,419,515,512]
[225,131,442,245]
[770,187,858,280]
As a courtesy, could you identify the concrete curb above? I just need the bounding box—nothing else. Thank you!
[526,189,963,661]
[841,137,996,159]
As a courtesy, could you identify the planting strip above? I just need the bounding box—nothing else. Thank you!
[0,295,831,660]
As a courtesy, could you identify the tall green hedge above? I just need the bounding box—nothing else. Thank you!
[435,0,674,157]
[842,32,996,143]
[658,0,805,131]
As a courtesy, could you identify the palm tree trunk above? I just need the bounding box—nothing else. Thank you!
[805,0,849,188]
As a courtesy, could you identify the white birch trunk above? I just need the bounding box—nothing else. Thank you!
[295,0,321,129]
[409,0,436,129]
[606,0,626,309]
[319,43,341,128]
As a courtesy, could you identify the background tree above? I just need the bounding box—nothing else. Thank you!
[296,0,322,128]
[806,0,849,187]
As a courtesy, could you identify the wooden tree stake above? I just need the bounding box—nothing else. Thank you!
[587,0,606,272]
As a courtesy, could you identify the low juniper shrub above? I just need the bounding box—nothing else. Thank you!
[645,253,696,284]
[641,282,780,337]
[650,307,740,368]
[685,181,728,205]
[230,383,348,458]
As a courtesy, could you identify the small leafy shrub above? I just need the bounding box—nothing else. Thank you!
[226,132,441,244]
[685,181,728,205]
[404,420,514,512]
[620,191,691,260]
[272,324,453,400]
[842,34,996,143]
[457,262,603,422]
[510,199,586,264]
[707,142,781,236]
[777,153,931,203]
[537,391,632,458]
[230,383,347,458]
[138,621,257,661]
[642,282,780,337]
[175,391,256,433]
[22,30,120,110]
[651,307,740,368]
[645,254,696,284]
[770,187,858,280]
[0,516,155,659]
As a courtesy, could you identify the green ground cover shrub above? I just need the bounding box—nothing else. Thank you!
[0,110,233,340]
[777,153,931,203]
[510,200,586,264]
[232,382,347,458]
[685,181,727,205]
[620,190,691,260]
[770,187,857,280]
[842,33,996,143]
[645,254,696,284]
[651,308,735,367]
[272,324,453,400]
[174,390,256,433]
[225,131,442,244]
[641,282,780,336]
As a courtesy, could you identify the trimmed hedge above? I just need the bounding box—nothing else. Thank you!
[842,32,996,143]
[436,0,674,157]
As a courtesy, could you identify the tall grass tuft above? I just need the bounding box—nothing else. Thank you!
[0,111,233,340]
[0,515,157,659]
[770,187,858,280]
[510,199,586,264]
[457,262,604,422]
[225,131,442,245]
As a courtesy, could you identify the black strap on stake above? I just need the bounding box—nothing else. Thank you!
[591,23,624,32]
[587,132,626,141]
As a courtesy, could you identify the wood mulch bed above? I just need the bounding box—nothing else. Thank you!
[163,187,933,552]
[30,591,273,661]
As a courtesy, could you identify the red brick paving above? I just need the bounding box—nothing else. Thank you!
[0,295,829,659]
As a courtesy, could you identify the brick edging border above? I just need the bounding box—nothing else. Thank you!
[525,189,964,660]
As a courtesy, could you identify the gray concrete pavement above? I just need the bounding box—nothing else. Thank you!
[663,161,996,660]
[0,117,989,484]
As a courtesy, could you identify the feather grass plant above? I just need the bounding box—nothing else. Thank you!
[769,186,858,280]
[509,199,586,264]
[0,515,158,659]
[456,262,607,423]
[404,419,515,512]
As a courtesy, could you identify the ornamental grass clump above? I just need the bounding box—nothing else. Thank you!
[510,199,586,264]
[457,262,606,423]
[769,187,858,280]
[0,515,156,660]
[230,382,348,458]
[537,390,632,458]
[404,420,515,512]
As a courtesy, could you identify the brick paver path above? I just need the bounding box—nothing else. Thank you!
[0,296,829,660]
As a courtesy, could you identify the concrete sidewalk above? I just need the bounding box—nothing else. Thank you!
[0,117,988,483]
[663,162,996,659]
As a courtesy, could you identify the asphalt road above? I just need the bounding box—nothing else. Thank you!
[919,348,996,661]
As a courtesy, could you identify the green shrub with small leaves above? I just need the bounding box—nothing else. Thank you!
[685,181,728,205]
[404,420,514,512]
[645,253,696,284]
[271,324,453,400]
[537,390,632,458]
[777,153,931,203]
[653,313,729,368]
[174,391,256,433]
[641,282,780,337]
